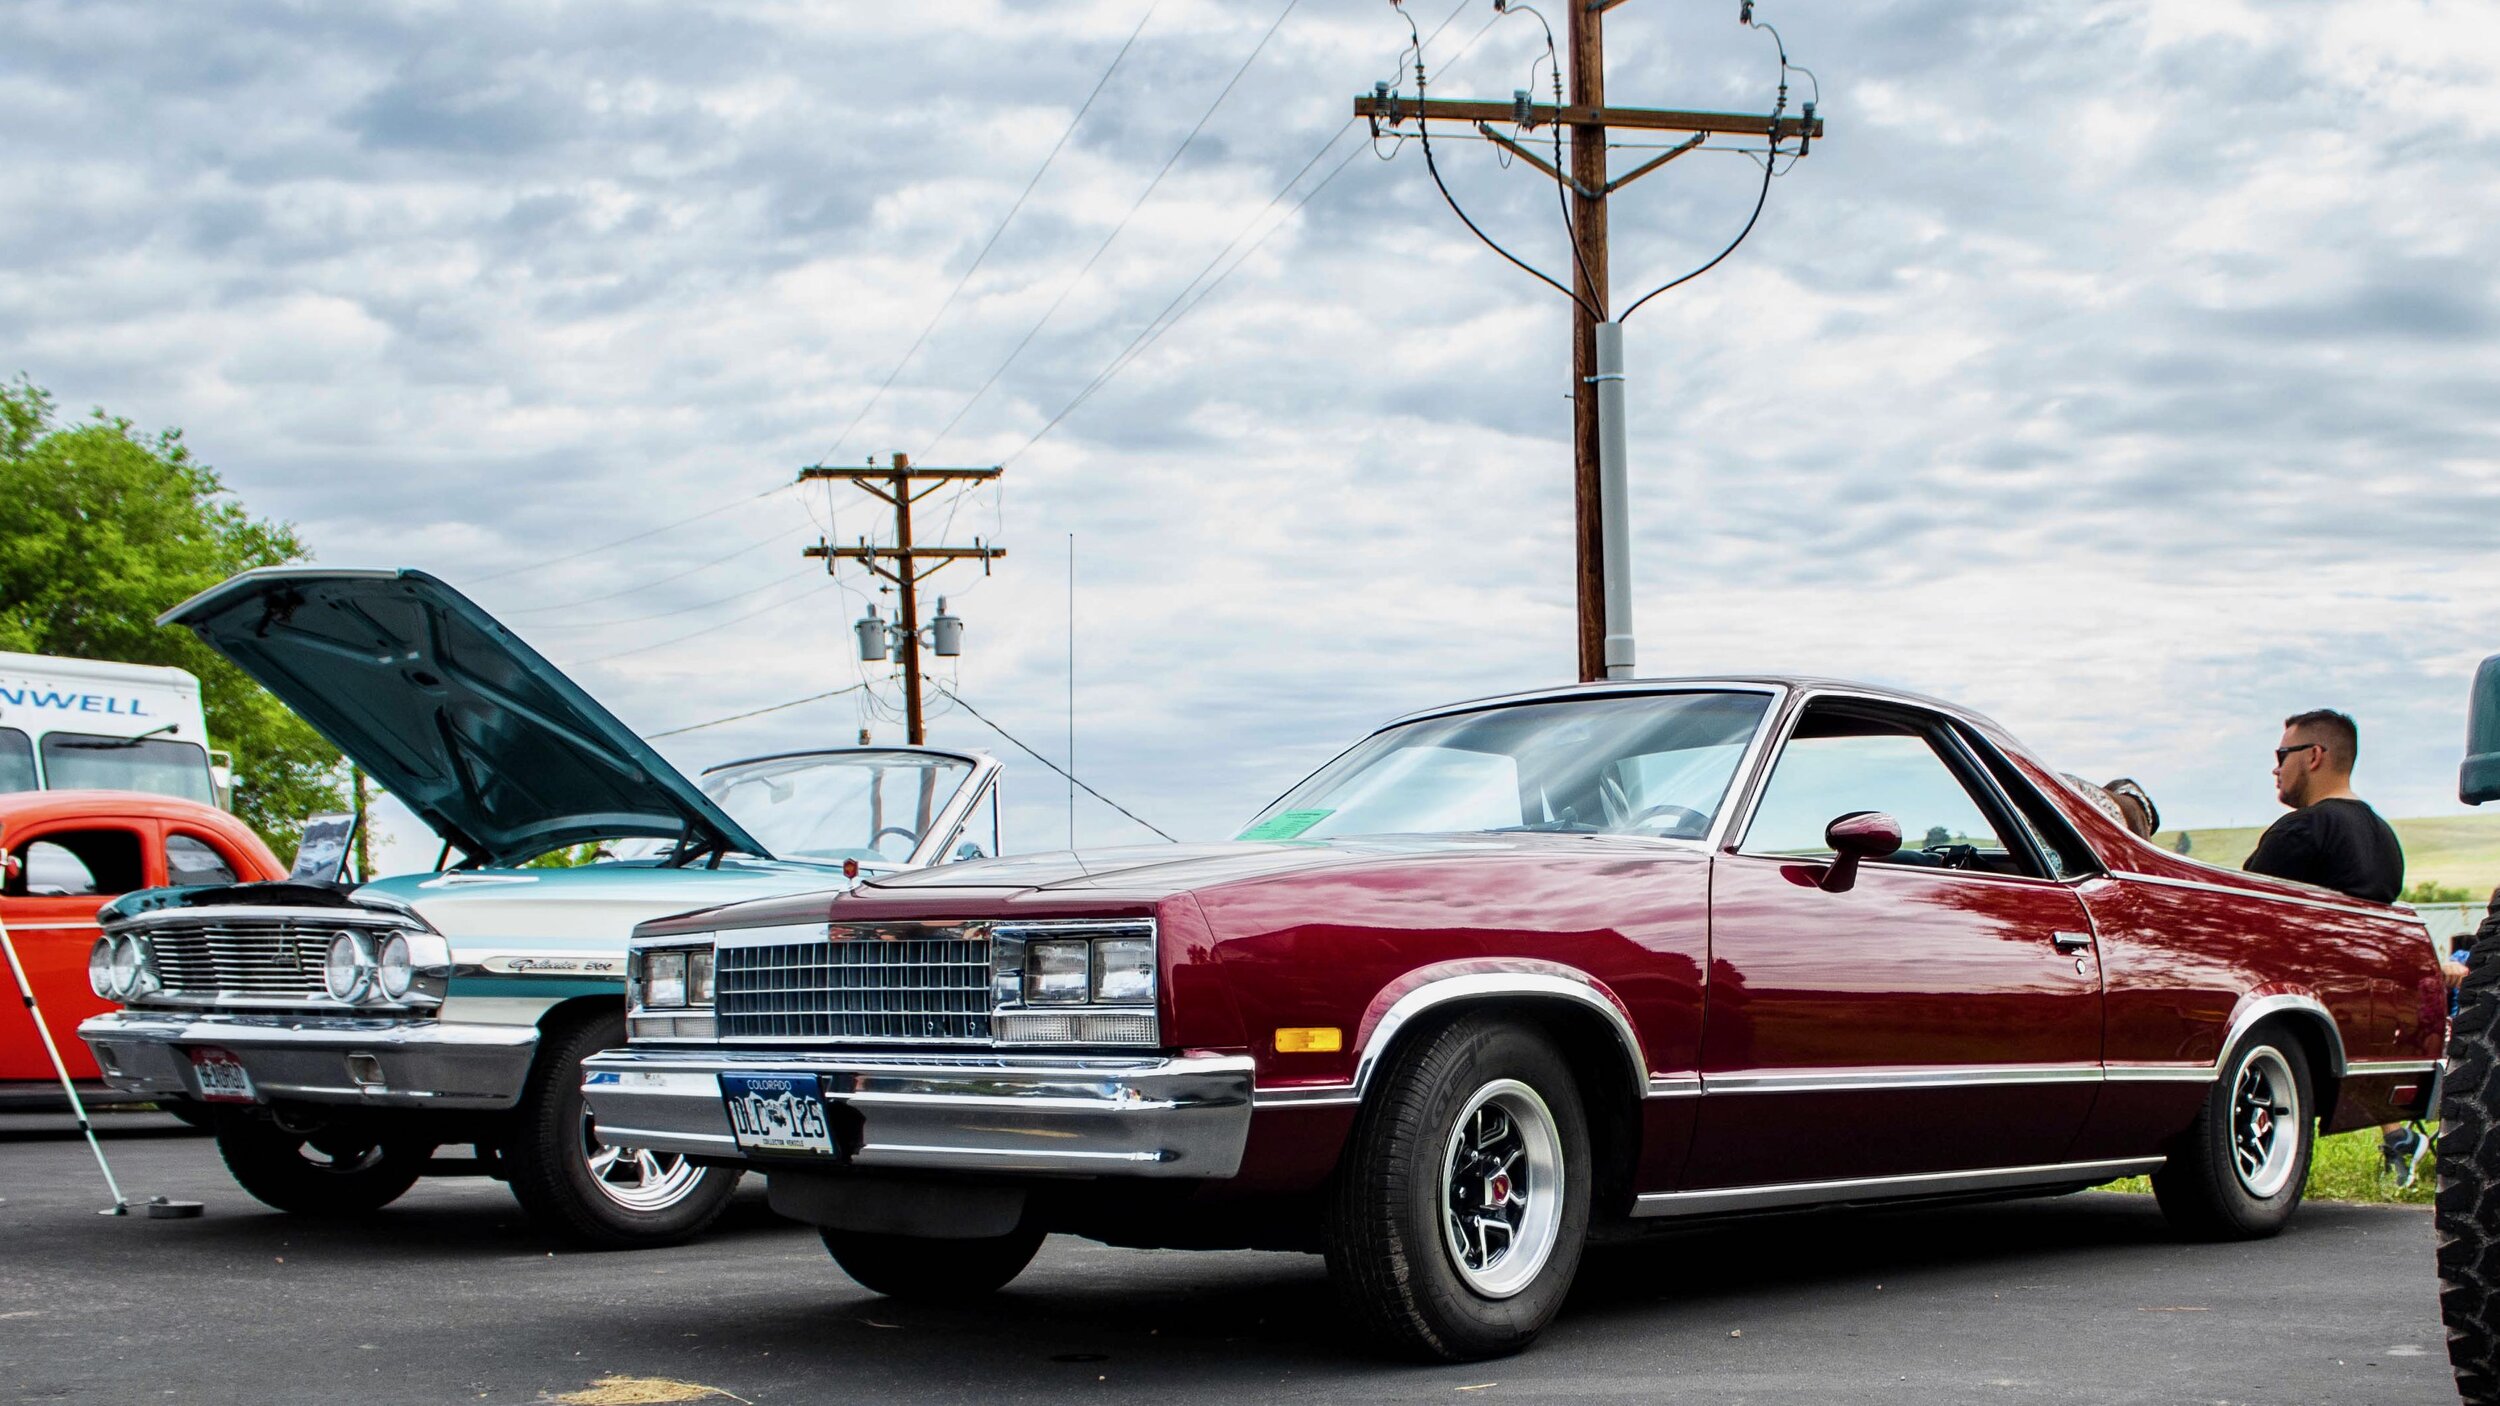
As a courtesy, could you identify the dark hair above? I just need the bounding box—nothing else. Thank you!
[2103,777,2160,837]
[2284,708,2359,771]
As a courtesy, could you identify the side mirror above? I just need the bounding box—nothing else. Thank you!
[2466,653,2500,806]
[1820,811,1902,893]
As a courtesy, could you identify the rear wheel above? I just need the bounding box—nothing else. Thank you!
[505,1010,740,1249]
[821,1226,1046,1302]
[215,1115,428,1217]
[2153,1022,2315,1240]
[1323,1014,1591,1361]
[2441,932,2500,1405]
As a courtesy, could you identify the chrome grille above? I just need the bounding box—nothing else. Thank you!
[144,920,333,999]
[716,930,991,1042]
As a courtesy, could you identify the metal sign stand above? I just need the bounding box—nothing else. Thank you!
[0,911,198,1217]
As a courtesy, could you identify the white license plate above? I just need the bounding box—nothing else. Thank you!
[188,1046,256,1104]
[721,1073,839,1157]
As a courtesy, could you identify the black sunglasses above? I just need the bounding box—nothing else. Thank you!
[2273,743,2322,764]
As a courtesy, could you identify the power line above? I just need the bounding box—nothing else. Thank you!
[646,683,869,740]
[932,685,1177,843]
[820,2,1163,464]
[522,566,820,631]
[469,482,790,585]
[920,0,1302,458]
[564,579,835,668]
[495,522,817,616]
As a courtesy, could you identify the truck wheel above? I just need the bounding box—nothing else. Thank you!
[2152,1021,2315,1240]
[2441,934,2500,1405]
[1324,1013,1592,1361]
[215,1115,428,1216]
[506,1009,740,1249]
[820,1226,1046,1302]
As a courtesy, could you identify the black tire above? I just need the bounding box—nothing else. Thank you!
[214,1114,428,1217]
[505,1009,741,1249]
[1323,1014,1593,1362]
[2152,1021,2316,1241]
[821,1226,1046,1302]
[2440,930,2500,1405]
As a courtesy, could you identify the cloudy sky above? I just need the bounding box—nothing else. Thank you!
[8,0,2499,866]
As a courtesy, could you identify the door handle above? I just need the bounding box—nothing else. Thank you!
[2051,931,2093,952]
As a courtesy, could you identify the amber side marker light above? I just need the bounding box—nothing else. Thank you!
[1275,1027,1342,1054]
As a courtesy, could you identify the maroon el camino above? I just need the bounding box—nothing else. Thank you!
[581,678,2444,1360]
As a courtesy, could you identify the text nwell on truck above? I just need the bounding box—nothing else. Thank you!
[0,653,227,807]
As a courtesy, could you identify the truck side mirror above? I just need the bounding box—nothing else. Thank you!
[1820,810,1902,893]
[2467,653,2500,806]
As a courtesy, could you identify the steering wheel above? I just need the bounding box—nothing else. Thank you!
[1629,804,1712,838]
[870,825,919,858]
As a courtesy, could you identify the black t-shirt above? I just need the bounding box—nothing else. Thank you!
[2244,797,2404,903]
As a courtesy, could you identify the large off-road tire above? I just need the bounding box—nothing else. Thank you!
[820,1226,1046,1302]
[505,1010,741,1249]
[1323,1014,1593,1362]
[2441,931,2500,1405]
[2152,1020,2315,1241]
[215,1114,429,1217]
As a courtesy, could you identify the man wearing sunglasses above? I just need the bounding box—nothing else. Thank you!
[2244,708,2406,904]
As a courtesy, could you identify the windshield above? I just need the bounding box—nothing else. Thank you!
[39,732,214,803]
[1240,692,1770,842]
[693,751,976,864]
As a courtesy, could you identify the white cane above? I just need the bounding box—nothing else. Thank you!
[0,907,131,1214]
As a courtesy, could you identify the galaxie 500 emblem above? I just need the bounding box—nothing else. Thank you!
[480,956,621,975]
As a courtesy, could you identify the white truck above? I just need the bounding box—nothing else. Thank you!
[0,652,227,807]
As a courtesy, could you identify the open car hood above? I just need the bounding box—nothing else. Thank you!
[161,567,771,869]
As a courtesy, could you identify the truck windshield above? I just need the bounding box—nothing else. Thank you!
[1240,691,1771,843]
[40,732,215,803]
[0,728,32,793]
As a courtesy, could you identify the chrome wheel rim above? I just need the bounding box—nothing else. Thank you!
[580,1109,707,1212]
[1440,1078,1564,1300]
[2230,1047,2301,1199]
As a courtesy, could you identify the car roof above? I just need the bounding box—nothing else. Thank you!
[0,790,240,824]
[1383,677,2005,734]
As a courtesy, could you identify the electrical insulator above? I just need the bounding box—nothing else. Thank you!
[854,605,888,662]
[929,598,964,657]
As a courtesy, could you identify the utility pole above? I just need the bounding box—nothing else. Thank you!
[1358,5,1821,681]
[802,452,1006,744]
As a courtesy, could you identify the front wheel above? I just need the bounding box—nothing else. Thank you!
[2152,1022,2315,1240]
[2440,932,2500,1405]
[215,1115,429,1217]
[1324,1014,1592,1361]
[821,1226,1046,1302]
[505,1011,741,1249]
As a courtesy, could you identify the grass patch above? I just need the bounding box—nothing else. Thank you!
[2098,1124,2435,1205]
[2154,812,2500,894]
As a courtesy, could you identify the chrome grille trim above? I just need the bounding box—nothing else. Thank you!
[108,910,423,1006]
[715,928,994,1044]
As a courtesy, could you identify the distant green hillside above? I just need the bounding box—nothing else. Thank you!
[2153,813,2500,898]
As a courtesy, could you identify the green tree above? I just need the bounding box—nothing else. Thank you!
[0,375,344,851]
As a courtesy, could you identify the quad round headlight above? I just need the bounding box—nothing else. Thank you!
[375,934,414,1001]
[324,930,375,1002]
[88,937,116,999]
[108,934,149,1000]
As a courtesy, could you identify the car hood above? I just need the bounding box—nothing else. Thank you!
[358,860,853,941]
[161,567,769,868]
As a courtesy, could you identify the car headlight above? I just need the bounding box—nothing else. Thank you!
[1026,940,1090,1005]
[107,934,154,1000]
[89,936,115,999]
[375,934,414,1001]
[688,948,715,1005]
[325,930,375,1003]
[1090,937,1155,1003]
[646,950,689,1009]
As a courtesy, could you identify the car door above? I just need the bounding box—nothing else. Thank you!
[0,821,158,1082]
[1685,698,2105,1189]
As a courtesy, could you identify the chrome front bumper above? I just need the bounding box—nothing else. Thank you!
[79,1010,539,1111]
[579,1047,1255,1179]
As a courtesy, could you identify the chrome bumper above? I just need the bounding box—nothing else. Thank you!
[78,1010,539,1111]
[579,1047,1255,1179]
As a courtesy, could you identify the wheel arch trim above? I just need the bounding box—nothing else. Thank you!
[1350,967,1649,1101]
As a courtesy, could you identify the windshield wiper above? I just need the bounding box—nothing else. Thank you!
[56,722,180,749]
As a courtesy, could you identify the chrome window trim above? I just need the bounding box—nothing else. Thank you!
[2101,868,2410,922]
[1630,1155,2165,1219]
[1352,972,1648,1100]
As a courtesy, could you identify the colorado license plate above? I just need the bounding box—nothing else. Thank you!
[188,1046,256,1104]
[720,1072,839,1156]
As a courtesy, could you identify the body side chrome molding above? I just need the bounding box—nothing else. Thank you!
[1704,1063,2103,1095]
[2103,868,2411,922]
[1353,972,1649,1100]
[1631,1156,2165,1219]
[2344,1059,2440,1078]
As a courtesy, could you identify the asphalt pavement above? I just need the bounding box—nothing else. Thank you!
[0,1112,2461,1405]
